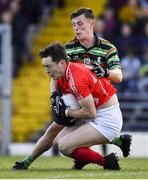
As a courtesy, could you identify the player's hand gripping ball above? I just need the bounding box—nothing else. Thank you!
[54,94,80,126]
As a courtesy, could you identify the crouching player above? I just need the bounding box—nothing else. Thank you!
[39,42,124,170]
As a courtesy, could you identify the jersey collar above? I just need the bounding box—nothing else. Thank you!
[65,61,71,80]
[76,33,100,51]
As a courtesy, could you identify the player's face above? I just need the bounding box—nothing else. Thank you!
[42,56,65,80]
[71,15,94,41]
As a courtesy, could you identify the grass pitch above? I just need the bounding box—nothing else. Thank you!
[0,156,148,179]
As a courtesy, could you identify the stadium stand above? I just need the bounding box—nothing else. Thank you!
[119,92,148,131]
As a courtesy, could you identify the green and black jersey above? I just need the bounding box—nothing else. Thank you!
[65,34,121,70]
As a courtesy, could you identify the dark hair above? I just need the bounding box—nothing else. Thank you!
[70,8,94,20]
[39,42,68,63]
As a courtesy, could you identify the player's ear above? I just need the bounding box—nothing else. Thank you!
[60,59,67,64]
[90,19,95,27]
[59,59,67,67]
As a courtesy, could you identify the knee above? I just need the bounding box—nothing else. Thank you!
[58,138,72,156]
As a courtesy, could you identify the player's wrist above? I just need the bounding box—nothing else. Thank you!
[104,69,109,77]
[65,109,70,117]
[50,91,58,98]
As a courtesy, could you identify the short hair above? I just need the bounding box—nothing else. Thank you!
[70,8,94,20]
[39,42,68,63]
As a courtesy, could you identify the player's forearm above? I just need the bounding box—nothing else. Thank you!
[108,68,123,83]
[67,107,96,119]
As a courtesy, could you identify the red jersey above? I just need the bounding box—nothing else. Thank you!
[57,62,116,109]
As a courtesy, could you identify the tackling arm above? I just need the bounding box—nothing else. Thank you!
[106,46,123,83]
[108,68,123,83]
[91,64,123,84]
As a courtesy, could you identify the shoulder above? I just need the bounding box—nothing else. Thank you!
[68,63,90,80]
[65,37,77,49]
[99,37,117,50]
[65,38,82,57]
[99,37,119,59]
[67,63,92,95]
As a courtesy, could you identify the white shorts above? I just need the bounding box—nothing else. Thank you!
[86,104,123,142]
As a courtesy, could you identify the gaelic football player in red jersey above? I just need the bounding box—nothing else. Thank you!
[40,42,122,170]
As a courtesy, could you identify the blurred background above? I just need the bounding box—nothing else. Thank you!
[0,0,148,157]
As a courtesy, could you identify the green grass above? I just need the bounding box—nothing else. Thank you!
[0,156,148,179]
